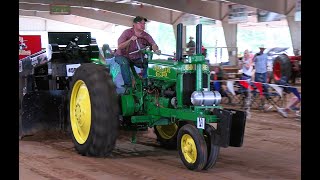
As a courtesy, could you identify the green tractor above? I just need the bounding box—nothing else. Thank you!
[20,24,246,171]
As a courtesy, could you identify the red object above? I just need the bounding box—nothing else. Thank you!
[19,35,42,60]
[253,82,264,97]
[289,55,301,61]
[213,74,217,80]
[201,46,206,53]
[239,81,254,90]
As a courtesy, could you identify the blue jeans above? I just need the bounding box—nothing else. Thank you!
[255,72,269,98]
[114,55,147,86]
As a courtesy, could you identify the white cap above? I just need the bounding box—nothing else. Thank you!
[259,44,266,49]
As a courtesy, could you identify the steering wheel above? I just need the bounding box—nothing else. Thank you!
[129,41,150,55]
[126,36,151,55]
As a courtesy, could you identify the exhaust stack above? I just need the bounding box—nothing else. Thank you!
[176,23,183,62]
[196,24,202,54]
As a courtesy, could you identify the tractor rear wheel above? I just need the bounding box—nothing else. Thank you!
[177,124,207,171]
[154,123,178,149]
[203,124,220,170]
[273,54,292,84]
[68,63,119,157]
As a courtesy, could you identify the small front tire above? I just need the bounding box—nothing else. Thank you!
[203,124,220,170]
[177,124,207,171]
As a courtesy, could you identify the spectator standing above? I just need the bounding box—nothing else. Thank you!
[253,45,268,83]
[238,49,253,107]
[186,36,196,55]
[253,45,271,109]
[240,49,253,80]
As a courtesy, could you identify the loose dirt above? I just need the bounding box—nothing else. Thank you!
[19,108,300,180]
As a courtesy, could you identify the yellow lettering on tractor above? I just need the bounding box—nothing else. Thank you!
[154,65,171,77]
[202,64,209,71]
[184,64,195,71]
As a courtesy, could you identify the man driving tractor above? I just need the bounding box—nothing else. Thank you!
[114,16,161,89]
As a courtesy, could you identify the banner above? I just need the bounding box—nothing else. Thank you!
[269,84,283,97]
[19,35,42,60]
[257,9,285,22]
[226,81,236,95]
[295,0,301,21]
[228,4,248,24]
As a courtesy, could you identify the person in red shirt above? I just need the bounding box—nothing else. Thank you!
[114,16,161,88]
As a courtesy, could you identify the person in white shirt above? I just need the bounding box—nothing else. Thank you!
[239,49,253,109]
[241,49,253,80]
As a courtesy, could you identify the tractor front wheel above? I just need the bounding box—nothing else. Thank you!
[203,124,220,170]
[68,63,119,157]
[154,123,178,149]
[177,124,207,171]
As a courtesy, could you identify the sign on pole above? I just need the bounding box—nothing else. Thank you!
[50,4,71,15]
[228,4,248,24]
[19,35,42,60]
[257,9,285,22]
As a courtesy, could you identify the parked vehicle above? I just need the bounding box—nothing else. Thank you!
[265,47,300,84]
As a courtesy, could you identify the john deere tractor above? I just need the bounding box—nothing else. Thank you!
[20,24,247,171]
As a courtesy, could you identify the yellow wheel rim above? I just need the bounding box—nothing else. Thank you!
[70,80,91,144]
[156,123,178,139]
[181,134,197,163]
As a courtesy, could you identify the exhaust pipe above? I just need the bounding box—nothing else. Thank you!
[196,24,202,54]
[176,23,183,62]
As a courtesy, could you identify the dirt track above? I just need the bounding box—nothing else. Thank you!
[19,108,301,180]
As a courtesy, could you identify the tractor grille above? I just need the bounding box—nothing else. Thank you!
[182,73,208,105]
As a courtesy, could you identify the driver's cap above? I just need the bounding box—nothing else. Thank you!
[133,16,148,23]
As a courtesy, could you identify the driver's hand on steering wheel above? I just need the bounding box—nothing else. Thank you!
[155,50,161,55]
[130,36,138,41]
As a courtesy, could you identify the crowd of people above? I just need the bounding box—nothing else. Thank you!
[237,45,301,119]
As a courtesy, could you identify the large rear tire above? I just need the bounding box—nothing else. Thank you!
[273,54,292,84]
[68,63,119,157]
[178,124,207,171]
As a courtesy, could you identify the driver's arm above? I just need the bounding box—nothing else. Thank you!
[117,36,137,50]
[144,34,160,54]
[117,29,137,50]
[152,44,159,52]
